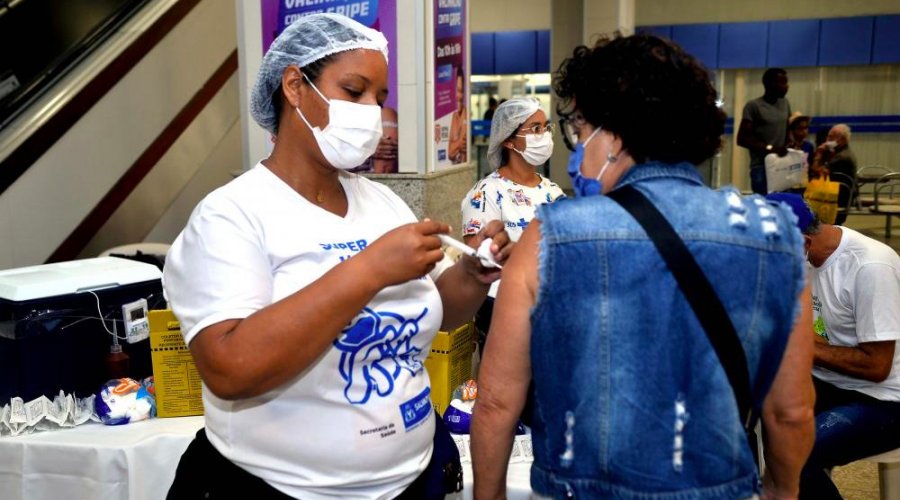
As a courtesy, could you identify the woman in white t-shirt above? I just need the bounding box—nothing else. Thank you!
[461,97,565,244]
[461,97,564,343]
[163,14,510,500]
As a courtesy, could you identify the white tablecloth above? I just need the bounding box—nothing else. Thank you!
[0,416,204,500]
[0,416,533,500]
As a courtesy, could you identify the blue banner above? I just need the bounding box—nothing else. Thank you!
[434,0,463,39]
[278,0,380,33]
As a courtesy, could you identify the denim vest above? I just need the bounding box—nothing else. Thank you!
[530,162,805,499]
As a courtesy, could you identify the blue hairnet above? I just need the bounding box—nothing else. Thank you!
[250,13,389,135]
[487,97,542,168]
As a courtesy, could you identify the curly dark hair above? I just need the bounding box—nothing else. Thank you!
[553,34,725,165]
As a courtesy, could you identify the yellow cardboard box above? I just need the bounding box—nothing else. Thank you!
[149,310,204,417]
[425,322,475,415]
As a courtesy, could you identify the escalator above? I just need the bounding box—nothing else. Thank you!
[0,0,240,268]
[0,0,151,131]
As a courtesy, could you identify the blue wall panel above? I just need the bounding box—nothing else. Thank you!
[471,32,495,75]
[819,17,874,66]
[671,24,720,69]
[638,25,672,40]
[536,30,550,73]
[873,15,900,64]
[718,22,768,69]
[494,30,537,74]
[767,19,819,68]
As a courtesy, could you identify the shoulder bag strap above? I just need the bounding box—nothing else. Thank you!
[607,185,754,431]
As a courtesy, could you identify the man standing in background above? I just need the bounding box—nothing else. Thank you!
[738,68,792,194]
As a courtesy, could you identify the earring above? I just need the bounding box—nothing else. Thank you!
[607,153,618,163]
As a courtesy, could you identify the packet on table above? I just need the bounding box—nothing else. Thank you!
[95,377,156,425]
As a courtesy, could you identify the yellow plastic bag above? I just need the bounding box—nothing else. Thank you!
[804,175,839,224]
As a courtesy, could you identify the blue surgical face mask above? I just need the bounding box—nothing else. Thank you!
[567,128,611,197]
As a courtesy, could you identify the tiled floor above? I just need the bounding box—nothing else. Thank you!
[814,214,898,499]
[833,461,880,499]
[845,213,900,252]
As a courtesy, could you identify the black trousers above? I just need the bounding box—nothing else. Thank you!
[167,429,293,500]
[168,428,436,500]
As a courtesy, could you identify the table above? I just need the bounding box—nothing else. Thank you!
[0,416,203,500]
[0,417,534,500]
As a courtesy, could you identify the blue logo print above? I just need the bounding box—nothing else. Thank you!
[334,307,428,405]
[399,387,432,431]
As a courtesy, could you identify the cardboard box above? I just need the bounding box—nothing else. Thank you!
[149,310,203,417]
[425,322,475,415]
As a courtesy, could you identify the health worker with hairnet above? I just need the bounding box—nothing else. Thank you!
[460,97,564,346]
[163,13,511,500]
[461,97,564,245]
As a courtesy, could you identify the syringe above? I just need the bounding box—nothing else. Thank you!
[437,234,502,269]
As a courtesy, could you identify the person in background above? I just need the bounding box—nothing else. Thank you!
[372,106,398,173]
[786,111,815,164]
[769,193,900,500]
[811,123,858,225]
[738,67,792,194]
[163,14,511,499]
[460,96,564,349]
[815,127,830,148]
[472,34,815,500]
[348,106,398,174]
[448,66,468,164]
[482,96,498,121]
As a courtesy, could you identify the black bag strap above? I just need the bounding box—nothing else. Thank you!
[607,185,755,431]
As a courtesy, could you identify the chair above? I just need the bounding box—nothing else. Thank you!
[856,166,894,209]
[828,172,857,222]
[862,447,900,500]
[869,173,900,238]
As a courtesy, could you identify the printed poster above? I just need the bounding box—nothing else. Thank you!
[433,0,467,169]
[260,0,399,173]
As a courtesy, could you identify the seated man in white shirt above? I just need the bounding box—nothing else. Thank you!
[768,193,900,500]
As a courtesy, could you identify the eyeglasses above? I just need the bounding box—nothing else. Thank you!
[517,122,556,135]
[558,114,585,152]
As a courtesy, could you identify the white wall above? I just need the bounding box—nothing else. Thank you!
[0,0,237,268]
[80,76,241,258]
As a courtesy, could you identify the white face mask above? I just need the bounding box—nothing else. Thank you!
[513,131,554,166]
[824,140,838,151]
[295,73,383,170]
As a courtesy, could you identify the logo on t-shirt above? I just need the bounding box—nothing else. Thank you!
[464,218,482,235]
[509,188,531,207]
[399,386,432,431]
[812,295,829,341]
[333,307,429,405]
[469,191,483,210]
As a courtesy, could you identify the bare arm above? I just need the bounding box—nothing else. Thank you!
[814,340,895,382]
[737,117,788,156]
[814,261,900,382]
[761,284,816,499]
[736,118,764,152]
[471,221,539,500]
[437,220,513,330]
[188,221,448,400]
